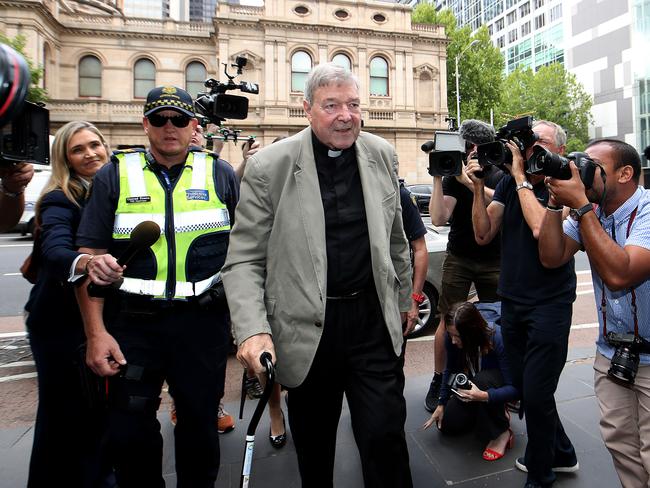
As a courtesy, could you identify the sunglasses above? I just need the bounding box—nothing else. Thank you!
[147,114,191,128]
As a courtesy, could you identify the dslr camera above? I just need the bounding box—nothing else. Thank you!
[448,372,472,393]
[605,332,650,385]
[194,56,259,126]
[422,131,467,177]
[0,43,49,166]
[476,116,538,172]
[527,148,599,189]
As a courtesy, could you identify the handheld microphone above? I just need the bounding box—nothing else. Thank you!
[87,221,161,297]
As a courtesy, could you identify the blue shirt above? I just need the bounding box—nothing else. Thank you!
[563,186,650,364]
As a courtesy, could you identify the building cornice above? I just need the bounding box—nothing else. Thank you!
[216,18,446,45]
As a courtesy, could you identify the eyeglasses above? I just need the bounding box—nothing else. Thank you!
[147,114,191,128]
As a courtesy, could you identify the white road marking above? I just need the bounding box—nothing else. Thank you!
[2,273,21,276]
[0,244,33,248]
[0,331,27,338]
[0,361,34,368]
[409,322,600,342]
[0,372,37,383]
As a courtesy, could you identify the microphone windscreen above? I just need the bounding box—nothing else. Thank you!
[117,221,161,266]
[130,221,161,249]
[459,119,496,145]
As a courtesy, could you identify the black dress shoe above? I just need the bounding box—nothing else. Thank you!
[269,411,287,449]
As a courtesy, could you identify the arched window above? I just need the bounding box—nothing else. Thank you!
[79,55,101,97]
[134,58,156,98]
[369,56,389,96]
[332,53,351,72]
[186,61,207,98]
[291,51,312,93]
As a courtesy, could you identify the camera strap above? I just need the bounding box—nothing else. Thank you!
[601,206,638,339]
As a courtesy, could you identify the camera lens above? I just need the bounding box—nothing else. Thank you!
[0,44,31,127]
[608,346,640,384]
[527,146,571,179]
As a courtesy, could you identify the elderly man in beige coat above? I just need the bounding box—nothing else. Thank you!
[222,63,413,488]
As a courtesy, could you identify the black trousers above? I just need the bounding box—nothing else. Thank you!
[28,324,110,488]
[501,300,577,487]
[286,289,413,488]
[105,303,230,488]
[438,368,509,442]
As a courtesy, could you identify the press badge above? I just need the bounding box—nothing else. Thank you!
[186,189,209,201]
[126,196,152,203]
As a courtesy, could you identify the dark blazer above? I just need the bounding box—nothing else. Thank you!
[25,189,84,331]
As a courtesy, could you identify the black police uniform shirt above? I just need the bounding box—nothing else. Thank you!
[492,174,576,305]
[312,132,372,297]
[399,186,426,243]
[442,166,502,260]
[76,151,239,251]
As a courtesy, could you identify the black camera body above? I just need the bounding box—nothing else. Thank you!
[448,372,472,393]
[605,332,650,384]
[0,43,50,166]
[527,148,598,189]
[424,131,466,177]
[194,56,259,126]
[476,116,538,172]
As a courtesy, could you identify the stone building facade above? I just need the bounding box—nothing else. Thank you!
[1,0,449,182]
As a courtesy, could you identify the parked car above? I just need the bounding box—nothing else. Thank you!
[408,223,476,338]
[17,166,51,236]
[406,184,432,214]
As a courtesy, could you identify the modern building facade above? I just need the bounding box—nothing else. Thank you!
[427,0,650,162]
[0,0,450,182]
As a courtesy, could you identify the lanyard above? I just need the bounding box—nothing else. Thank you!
[601,207,638,338]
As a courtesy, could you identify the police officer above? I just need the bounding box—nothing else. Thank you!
[75,85,239,488]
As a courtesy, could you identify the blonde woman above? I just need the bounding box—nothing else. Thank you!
[24,121,113,487]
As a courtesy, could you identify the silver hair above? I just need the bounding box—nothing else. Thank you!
[533,120,567,148]
[303,62,360,105]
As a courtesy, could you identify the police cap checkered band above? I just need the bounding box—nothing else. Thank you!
[144,85,195,117]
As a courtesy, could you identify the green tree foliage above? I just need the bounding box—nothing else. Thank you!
[412,3,504,124]
[495,63,593,152]
[0,33,48,103]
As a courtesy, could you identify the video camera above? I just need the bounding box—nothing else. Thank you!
[422,131,467,177]
[527,148,599,189]
[605,332,650,385]
[194,56,259,126]
[476,116,537,172]
[0,44,49,166]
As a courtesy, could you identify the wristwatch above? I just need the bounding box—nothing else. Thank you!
[515,180,534,192]
[569,203,593,221]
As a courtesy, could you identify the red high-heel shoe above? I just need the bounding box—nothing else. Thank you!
[482,428,514,461]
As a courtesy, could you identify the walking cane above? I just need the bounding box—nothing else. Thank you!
[239,351,275,488]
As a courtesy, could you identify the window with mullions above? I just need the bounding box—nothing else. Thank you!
[79,55,101,97]
[332,53,351,72]
[369,56,389,96]
[291,51,312,92]
[134,59,155,99]
[520,1,531,17]
[534,24,564,69]
[186,61,207,98]
[507,38,533,73]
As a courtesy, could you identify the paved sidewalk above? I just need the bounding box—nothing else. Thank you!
[0,345,619,488]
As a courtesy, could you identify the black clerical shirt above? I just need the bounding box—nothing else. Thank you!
[312,132,372,296]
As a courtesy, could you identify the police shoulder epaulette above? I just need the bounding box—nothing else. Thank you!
[113,147,146,155]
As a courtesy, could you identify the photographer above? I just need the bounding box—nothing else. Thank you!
[0,162,34,231]
[423,302,518,462]
[538,138,650,488]
[469,120,579,488]
[424,119,503,413]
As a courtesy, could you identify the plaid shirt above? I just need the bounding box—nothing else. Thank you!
[564,187,650,364]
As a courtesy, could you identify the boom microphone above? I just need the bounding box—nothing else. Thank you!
[87,221,161,297]
[459,119,496,146]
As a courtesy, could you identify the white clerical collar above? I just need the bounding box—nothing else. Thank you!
[328,149,342,158]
